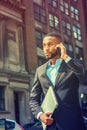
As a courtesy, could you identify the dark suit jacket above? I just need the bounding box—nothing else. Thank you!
[29,60,84,130]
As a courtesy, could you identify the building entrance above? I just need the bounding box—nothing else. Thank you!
[14,91,20,123]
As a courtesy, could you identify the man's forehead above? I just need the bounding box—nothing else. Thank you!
[43,36,61,43]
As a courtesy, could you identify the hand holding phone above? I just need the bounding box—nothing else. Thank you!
[56,43,68,60]
[56,47,61,57]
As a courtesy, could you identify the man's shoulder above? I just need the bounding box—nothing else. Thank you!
[37,62,48,71]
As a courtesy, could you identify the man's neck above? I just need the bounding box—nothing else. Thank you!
[50,55,60,65]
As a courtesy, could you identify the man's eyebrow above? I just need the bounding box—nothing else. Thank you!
[43,42,53,44]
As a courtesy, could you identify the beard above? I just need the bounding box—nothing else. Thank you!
[45,48,61,60]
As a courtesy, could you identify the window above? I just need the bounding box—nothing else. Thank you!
[72,25,82,41]
[75,40,82,47]
[60,0,69,15]
[75,47,83,59]
[80,93,87,116]
[38,56,46,66]
[70,6,79,21]
[35,30,46,48]
[73,0,78,2]
[62,21,71,36]
[0,87,5,111]
[33,0,43,5]
[68,44,74,57]
[64,42,73,58]
[48,0,58,8]
[69,44,73,52]
[49,14,60,30]
[34,3,46,23]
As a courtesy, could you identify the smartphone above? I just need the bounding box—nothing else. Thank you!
[56,47,61,57]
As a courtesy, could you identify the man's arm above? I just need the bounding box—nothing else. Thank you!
[29,69,54,126]
[56,43,84,80]
[29,69,42,118]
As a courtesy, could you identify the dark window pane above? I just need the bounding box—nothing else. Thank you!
[36,31,46,48]
[34,3,46,24]
[0,87,5,111]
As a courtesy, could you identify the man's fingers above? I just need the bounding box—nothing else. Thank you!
[46,112,52,117]
[44,116,54,125]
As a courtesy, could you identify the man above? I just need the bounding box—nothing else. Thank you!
[29,32,84,130]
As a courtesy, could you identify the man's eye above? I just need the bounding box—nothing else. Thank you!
[49,43,53,46]
[43,44,45,47]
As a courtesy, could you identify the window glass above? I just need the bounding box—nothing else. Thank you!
[33,0,43,5]
[75,9,78,15]
[53,0,57,8]
[60,6,64,12]
[73,0,78,2]
[48,0,58,8]
[38,56,46,66]
[36,30,46,48]
[60,1,69,16]
[34,3,46,23]
[65,3,68,8]
[60,0,63,5]
[70,6,79,21]
[49,14,60,30]
[62,20,71,36]
[72,25,82,41]
[69,45,73,51]
[64,42,74,57]
[76,47,79,54]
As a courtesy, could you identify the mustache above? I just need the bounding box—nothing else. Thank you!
[45,48,61,60]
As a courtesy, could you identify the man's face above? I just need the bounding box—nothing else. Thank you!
[43,36,60,59]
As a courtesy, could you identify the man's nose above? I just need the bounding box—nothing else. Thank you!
[44,45,49,50]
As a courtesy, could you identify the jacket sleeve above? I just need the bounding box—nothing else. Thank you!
[29,69,43,118]
[67,59,84,82]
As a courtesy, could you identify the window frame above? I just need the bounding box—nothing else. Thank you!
[34,3,47,24]
[49,13,60,30]
[72,25,82,41]
[48,0,58,8]
[60,1,69,16]
[70,6,79,21]
[35,30,46,48]
[62,20,72,36]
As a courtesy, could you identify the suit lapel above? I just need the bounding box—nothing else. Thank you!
[40,61,54,88]
[55,60,68,90]
[40,60,68,90]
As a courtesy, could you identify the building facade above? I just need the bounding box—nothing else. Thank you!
[0,0,33,125]
[0,0,87,126]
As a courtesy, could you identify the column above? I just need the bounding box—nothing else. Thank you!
[0,16,9,69]
[17,22,26,73]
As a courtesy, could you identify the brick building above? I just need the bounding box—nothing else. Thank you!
[24,0,87,71]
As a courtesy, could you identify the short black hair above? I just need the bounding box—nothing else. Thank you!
[44,32,62,43]
[45,32,62,40]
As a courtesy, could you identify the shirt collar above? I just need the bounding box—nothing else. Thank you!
[47,58,63,69]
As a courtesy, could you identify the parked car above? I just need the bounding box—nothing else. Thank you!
[0,118,24,130]
[83,116,87,130]
[23,119,42,130]
[80,93,87,130]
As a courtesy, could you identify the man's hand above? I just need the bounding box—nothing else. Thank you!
[56,43,68,60]
[39,112,54,126]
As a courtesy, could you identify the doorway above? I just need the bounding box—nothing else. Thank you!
[14,91,20,123]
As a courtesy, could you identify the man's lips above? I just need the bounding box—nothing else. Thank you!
[44,52,51,56]
[45,54,51,57]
